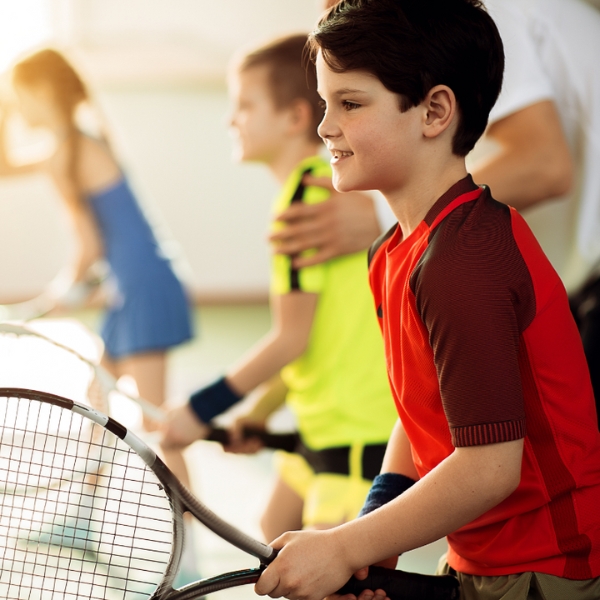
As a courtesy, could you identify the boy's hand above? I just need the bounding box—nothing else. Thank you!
[160,403,209,449]
[269,177,380,268]
[255,528,358,600]
[224,416,266,454]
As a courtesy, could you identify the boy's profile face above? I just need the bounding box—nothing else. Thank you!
[228,66,291,165]
[316,52,423,196]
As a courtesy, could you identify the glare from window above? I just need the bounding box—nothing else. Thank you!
[0,0,52,73]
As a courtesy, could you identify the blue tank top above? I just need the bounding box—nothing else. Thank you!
[88,178,171,289]
[87,177,193,357]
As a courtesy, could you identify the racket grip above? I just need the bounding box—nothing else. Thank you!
[206,426,300,452]
[336,566,460,600]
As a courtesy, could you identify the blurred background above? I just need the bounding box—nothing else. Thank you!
[0,1,450,594]
[0,0,323,305]
[4,1,599,594]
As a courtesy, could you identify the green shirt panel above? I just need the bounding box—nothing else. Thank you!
[270,156,396,450]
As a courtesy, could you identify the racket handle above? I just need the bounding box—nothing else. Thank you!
[206,426,300,452]
[336,566,460,600]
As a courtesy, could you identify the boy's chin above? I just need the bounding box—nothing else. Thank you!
[332,174,366,194]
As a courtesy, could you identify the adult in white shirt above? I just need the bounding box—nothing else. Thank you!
[478,0,600,291]
[271,0,600,418]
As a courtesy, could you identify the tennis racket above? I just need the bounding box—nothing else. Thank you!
[0,387,460,600]
[0,261,108,322]
[0,321,302,451]
[0,321,164,421]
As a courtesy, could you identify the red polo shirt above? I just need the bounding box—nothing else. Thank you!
[369,175,600,578]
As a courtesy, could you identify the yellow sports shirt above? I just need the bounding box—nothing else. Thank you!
[271,155,396,450]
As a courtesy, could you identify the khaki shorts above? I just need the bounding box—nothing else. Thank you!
[437,557,600,600]
[275,450,372,527]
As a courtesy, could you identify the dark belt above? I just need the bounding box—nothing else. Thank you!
[297,441,387,481]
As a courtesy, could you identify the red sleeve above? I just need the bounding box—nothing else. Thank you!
[410,192,534,447]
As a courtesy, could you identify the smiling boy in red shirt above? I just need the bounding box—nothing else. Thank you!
[254,1,600,599]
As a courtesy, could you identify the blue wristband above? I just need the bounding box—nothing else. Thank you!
[359,472,416,517]
[189,377,242,423]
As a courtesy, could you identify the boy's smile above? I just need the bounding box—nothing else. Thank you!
[316,52,423,198]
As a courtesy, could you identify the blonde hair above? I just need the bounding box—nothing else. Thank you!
[12,48,88,118]
[12,49,97,203]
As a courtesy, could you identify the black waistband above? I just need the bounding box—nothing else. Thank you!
[297,441,387,481]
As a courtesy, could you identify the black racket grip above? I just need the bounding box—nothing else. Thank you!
[336,566,460,600]
[206,426,299,453]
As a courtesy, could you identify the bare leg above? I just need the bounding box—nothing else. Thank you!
[261,477,304,543]
[117,352,165,429]
[101,351,200,581]
[114,351,192,489]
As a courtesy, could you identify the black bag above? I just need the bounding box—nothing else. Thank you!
[569,265,600,425]
[569,268,600,333]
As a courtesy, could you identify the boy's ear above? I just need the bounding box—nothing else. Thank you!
[287,98,314,135]
[422,85,457,140]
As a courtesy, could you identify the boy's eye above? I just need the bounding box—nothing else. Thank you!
[342,100,360,110]
[318,99,327,109]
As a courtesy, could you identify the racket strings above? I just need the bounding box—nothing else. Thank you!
[0,395,175,600]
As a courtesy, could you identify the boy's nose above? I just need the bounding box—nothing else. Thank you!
[317,112,336,140]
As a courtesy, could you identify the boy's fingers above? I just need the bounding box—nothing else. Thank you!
[254,566,281,598]
[224,438,263,454]
[327,595,358,600]
[272,237,331,262]
[373,590,390,600]
[270,229,331,258]
[160,405,208,449]
[353,567,370,581]
[272,200,328,225]
[291,247,335,268]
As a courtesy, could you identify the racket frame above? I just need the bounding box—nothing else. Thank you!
[0,386,275,600]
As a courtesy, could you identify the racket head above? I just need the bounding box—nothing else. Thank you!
[0,387,183,600]
[0,319,165,422]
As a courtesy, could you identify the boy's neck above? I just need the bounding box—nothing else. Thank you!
[266,138,323,185]
[385,157,468,239]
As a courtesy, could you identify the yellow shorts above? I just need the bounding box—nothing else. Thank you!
[275,449,373,528]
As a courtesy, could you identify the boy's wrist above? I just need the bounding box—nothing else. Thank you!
[189,376,243,423]
[334,513,382,574]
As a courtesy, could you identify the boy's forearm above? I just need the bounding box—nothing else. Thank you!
[335,439,524,571]
[380,418,419,479]
[226,292,317,395]
[226,331,305,395]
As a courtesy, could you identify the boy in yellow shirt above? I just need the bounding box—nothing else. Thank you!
[162,34,396,539]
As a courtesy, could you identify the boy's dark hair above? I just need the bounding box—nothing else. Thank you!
[237,34,323,144]
[308,0,504,156]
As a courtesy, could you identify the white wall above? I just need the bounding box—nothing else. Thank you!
[0,0,320,303]
[0,85,285,302]
[99,85,280,300]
